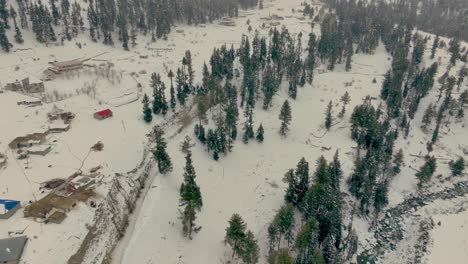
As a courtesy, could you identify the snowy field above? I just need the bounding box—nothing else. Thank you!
[0,0,467,263]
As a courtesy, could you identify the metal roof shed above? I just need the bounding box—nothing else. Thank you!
[0,236,28,264]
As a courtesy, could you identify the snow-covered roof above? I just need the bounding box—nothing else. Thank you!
[27,145,51,152]
[0,236,27,262]
[52,60,83,68]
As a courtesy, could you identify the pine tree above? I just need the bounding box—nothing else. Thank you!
[392,149,404,175]
[180,136,193,154]
[151,73,162,114]
[306,32,317,84]
[225,214,247,259]
[268,249,294,264]
[241,231,259,264]
[180,150,203,239]
[0,0,9,29]
[14,25,23,44]
[279,100,292,136]
[276,204,295,247]
[338,91,350,118]
[153,125,173,174]
[448,38,460,65]
[329,150,343,191]
[288,81,297,99]
[421,103,435,130]
[295,218,319,264]
[185,50,195,89]
[325,101,333,130]
[256,123,264,143]
[450,157,465,177]
[345,34,353,71]
[416,156,437,187]
[242,105,255,144]
[142,94,152,123]
[430,35,439,59]
[168,70,176,111]
[0,22,11,52]
[50,0,60,25]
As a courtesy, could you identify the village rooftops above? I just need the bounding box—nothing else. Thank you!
[0,236,28,263]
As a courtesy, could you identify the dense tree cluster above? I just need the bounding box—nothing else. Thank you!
[322,0,468,42]
[0,0,259,51]
[268,155,343,264]
[347,98,400,215]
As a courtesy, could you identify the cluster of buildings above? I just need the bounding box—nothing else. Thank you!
[1,59,85,95]
[3,77,44,94]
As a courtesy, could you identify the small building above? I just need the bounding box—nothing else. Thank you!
[46,210,66,224]
[0,200,21,219]
[0,236,28,264]
[48,123,71,133]
[4,80,23,92]
[3,77,44,93]
[49,60,83,73]
[27,145,52,156]
[94,109,113,120]
[21,77,45,93]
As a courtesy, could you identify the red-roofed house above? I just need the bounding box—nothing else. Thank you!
[94,109,113,120]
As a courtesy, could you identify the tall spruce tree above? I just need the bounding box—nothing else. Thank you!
[225,214,247,259]
[142,93,152,123]
[153,125,173,173]
[325,101,333,130]
[279,100,292,136]
[180,150,203,239]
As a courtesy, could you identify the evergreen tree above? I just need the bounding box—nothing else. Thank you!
[142,93,152,123]
[256,123,264,143]
[241,231,259,264]
[421,103,435,130]
[430,35,439,59]
[329,150,342,191]
[450,157,465,177]
[345,34,353,71]
[338,91,350,118]
[168,70,176,111]
[16,0,28,29]
[180,150,203,239]
[262,64,279,109]
[153,125,173,174]
[288,81,297,99]
[325,101,333,130]
[50,0,60,25]
[268,249,294,264]
[0,0,9,29]
[269,204,295,249]
[392,149,404,175]
[306,32,317,84]
[242,104,255,144]
[0,22,11,52]
[295,218,319,264]
[225,213,247,259]
[416,156,437,187]
[448,38,460,65]
[373,180,389,213]
[279,100,292,136]
[180,135,193,154]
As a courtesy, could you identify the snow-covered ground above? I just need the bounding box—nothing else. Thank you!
[1,0,467,263]
[428,209,468,264]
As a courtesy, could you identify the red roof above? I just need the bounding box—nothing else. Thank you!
[95,109,113,116]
